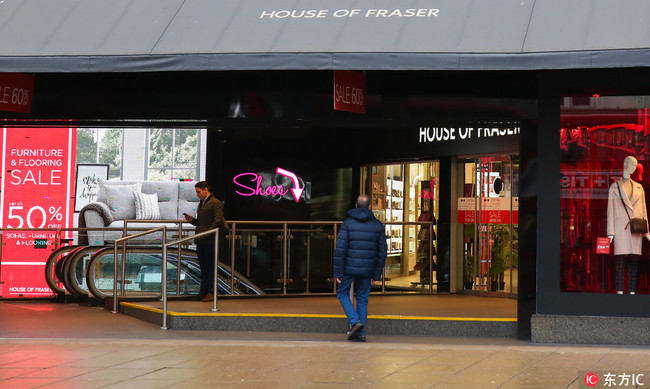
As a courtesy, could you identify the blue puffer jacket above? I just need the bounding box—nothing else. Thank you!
[333,207,388,280]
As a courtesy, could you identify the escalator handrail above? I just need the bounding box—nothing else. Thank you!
[44,245,79,294]
[83,246,262,299]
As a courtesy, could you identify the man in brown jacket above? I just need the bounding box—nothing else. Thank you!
[184,181,228,301]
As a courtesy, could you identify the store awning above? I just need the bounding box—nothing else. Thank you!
[0,0,649,72]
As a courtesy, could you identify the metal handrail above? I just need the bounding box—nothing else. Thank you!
[225,220,432,226]
[123,220,193,296]
[1,219,436,307]
[112,226,167,313]
[161,228,220,330]
[226,220,435,294]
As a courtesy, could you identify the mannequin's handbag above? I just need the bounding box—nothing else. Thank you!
[617,182,649,234]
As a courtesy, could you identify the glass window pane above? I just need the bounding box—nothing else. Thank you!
[174,129,198,168]
[149,169,171,181]
[108,167,121,180]
[560,95,650,294]
[98,128,123,180]
[362,162,440,292]
[172,169,195,181]
[76,128,98,164]
[149,129,173,168]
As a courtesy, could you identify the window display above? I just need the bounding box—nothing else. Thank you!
[362,162,439,291]
[560,95,650,294]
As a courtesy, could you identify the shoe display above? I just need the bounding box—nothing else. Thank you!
[346,322,363,340]
[201,293,214,302]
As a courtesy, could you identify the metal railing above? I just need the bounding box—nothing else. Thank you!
[112,226,167,313]
[226,220,436,295]
[0,219,436,302]
[161,228,220,329]
[122,220,194,296]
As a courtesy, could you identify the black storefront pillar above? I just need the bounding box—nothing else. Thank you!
[206,127,227,207]
[437,156,452,293]
[517,118,539,339]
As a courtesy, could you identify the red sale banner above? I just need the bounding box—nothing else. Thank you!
[334,70,366,114]
[0,73,35,114]
[458,197,476,223]
[0,128,76,298]
[458,197,519,224]
[481,198,511,224]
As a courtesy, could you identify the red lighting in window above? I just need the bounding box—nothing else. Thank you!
[592,94,600,98]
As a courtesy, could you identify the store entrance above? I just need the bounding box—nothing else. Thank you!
[458,155,519,296]
[362,161,440,292]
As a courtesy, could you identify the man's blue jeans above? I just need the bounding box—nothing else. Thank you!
[337,275,372,336]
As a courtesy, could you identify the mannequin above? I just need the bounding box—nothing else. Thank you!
[607,156,650,294]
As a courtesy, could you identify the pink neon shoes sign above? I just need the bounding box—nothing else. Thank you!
[233,167,307,203]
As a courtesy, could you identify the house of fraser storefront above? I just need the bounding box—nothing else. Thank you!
[1,0,650,342]
[355,129,520,297]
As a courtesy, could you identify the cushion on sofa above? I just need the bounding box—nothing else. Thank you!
[134,192,161,220]
[177,182,200,219]
[96,180,139,203]
[103,183,142,220]
[178,200,199,219]
[142,182,178,219]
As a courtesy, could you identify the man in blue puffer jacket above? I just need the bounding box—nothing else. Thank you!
[334,194,387,342]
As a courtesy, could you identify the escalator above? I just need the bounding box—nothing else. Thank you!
[46,246,264,300]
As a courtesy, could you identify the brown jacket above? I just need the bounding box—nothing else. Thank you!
[190,195,228,244]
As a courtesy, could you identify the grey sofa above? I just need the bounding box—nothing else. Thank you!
[78,180,199,246]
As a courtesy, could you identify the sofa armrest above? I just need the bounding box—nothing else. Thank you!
[81,202,114,227]
[83,208,109,228]
[78,201,115,246]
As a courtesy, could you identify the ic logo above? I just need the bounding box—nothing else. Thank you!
[585,372,598,387]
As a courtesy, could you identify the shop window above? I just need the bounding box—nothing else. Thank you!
[561,95,650,294]
[361,162,439,291]
[76,128,123,179]
[147,129,199,181]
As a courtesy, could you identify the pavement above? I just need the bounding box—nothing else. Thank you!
[1,300,650,388]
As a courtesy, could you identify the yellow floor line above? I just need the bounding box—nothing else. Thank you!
[121,302,517,322]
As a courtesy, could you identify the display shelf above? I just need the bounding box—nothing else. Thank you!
[385,177,404,254]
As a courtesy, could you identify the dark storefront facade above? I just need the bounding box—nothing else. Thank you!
[1,0,650,342]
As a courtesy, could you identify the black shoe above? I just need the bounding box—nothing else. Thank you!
[347,322,363,340]
[352,334,366,342]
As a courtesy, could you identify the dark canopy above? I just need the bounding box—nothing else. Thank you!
[0,0,649,72]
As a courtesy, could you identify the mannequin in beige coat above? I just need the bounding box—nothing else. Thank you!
[607,156,650,294]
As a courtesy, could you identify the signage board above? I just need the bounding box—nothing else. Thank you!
[233,167,310,203]
[0,127,76,298]
[334,70,366,114]
[481,197,511,224]
[74,164,109,212]
[596,237,611,254]
[0,73,35,114]
[458,197,519,224]
[457,197,476,223]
